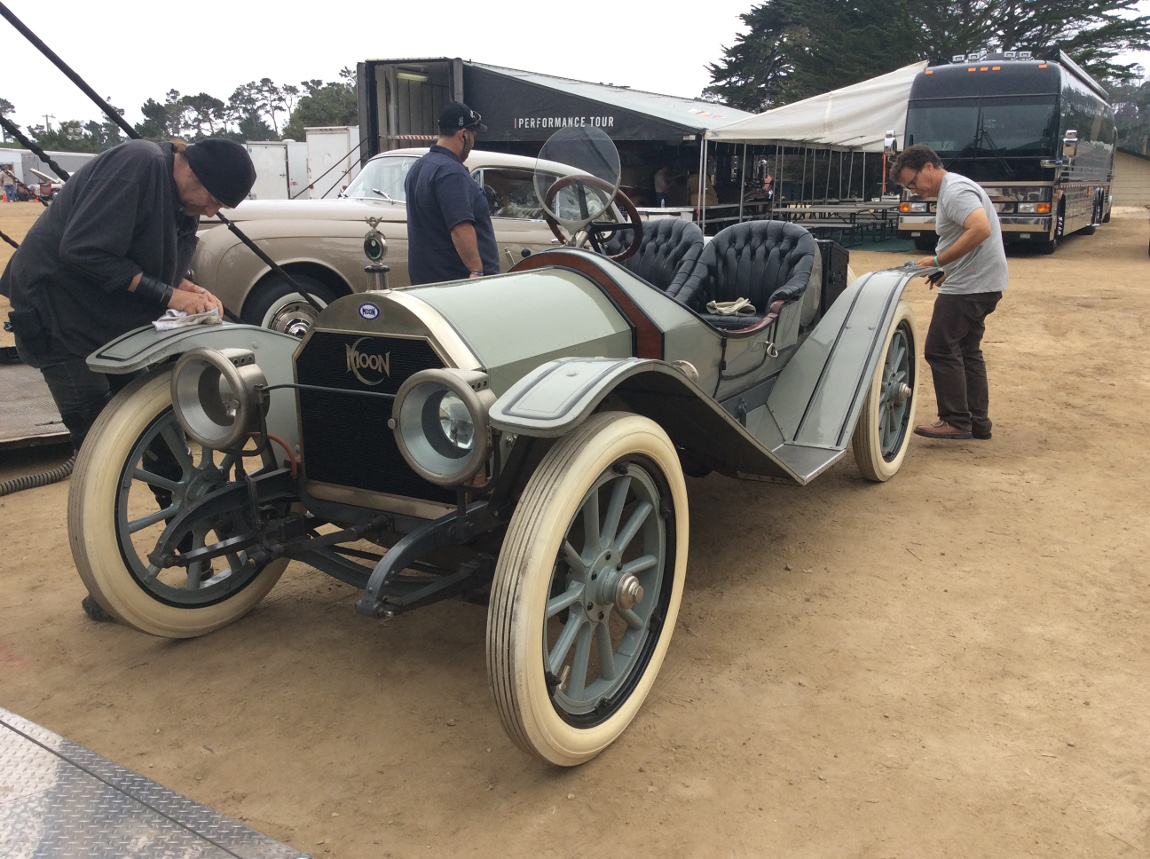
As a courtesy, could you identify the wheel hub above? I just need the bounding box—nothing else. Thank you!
[270,300,319,337]
[184,468,224,504]
[586,549,644,615]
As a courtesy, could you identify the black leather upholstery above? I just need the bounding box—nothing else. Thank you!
[604,217,705,293]
[669,221,819,323]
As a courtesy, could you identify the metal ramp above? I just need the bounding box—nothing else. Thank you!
[0,355,68,449]
[0,706,310,858]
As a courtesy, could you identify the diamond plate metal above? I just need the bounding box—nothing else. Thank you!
[0,363,68,447]
[0,707,310,858]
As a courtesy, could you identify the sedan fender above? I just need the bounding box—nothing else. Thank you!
[86,323,302,455]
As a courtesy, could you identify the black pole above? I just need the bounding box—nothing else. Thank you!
[0,114,69,180]
[0,3,137,141]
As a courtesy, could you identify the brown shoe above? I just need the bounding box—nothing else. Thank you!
[914,420,973,440]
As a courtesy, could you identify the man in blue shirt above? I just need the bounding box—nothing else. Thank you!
[404,102,500,284]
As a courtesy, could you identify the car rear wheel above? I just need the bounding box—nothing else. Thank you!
[487,412,688,766]
[242,273,335,336]
[852,300,918,482]
[68,371,287,637]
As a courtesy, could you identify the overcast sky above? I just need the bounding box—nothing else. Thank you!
[2,0,754,130]
[4,0,1149,133]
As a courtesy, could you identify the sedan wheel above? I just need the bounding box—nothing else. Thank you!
[242,274,335,336]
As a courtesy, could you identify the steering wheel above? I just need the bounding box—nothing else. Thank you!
[542,175,643,262]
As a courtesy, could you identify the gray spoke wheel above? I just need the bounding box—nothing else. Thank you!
[488,412,688,766]
[68,371,287,637]
[852,300,919,482]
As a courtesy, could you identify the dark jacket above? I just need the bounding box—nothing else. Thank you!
[0,140,199,357]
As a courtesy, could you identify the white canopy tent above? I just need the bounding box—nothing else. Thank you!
[705,61,927,152]
[695,62,927,227]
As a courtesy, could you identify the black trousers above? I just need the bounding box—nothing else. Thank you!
[923,291,1002,434]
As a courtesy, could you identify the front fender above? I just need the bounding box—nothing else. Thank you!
[87,323,301,456]
[489,357,805,483]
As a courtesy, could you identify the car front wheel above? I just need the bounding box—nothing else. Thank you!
[68,371,288,637]
[487,412,688,766]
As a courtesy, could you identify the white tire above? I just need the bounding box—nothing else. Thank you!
[68,371,287,637]
[487,412,688,766]
[852,300,919,481]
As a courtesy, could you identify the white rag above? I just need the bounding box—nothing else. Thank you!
[152,308,223,331]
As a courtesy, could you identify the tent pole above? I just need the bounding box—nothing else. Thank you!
[824,150,831,201]
[847,150,855,199]
[775,142,781,209]
[697,135,707,231]
[739,143,746,223]
[800,147,807,205]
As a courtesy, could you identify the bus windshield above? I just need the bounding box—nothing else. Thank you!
[906,95,1058,158]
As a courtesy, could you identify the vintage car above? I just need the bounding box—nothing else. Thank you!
[69,129,925,766]
[191,147,632,336]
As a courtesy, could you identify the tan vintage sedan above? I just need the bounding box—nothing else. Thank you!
[190,149,605,335]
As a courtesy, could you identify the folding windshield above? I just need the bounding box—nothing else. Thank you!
[343,155,419,201]
[906,95,1057,158]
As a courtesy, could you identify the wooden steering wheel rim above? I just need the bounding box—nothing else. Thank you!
[542,174,643,261]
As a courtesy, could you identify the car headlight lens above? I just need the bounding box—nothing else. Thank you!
[436,392,475,451]
[391,369,494,486]
[171,348,267,449]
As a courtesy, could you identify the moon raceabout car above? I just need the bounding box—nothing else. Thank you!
[69,128,928,766]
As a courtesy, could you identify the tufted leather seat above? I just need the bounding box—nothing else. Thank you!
[604,217,706,293]
[669,220,819,328]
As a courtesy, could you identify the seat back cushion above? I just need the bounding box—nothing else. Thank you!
[671,220,817,313]
[605,218,705,291]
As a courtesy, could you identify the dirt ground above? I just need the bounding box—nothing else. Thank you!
[1,200,1148,858]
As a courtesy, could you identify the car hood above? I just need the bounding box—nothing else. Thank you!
[211,198,407,224]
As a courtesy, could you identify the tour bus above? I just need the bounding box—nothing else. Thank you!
[897,49,1116,254]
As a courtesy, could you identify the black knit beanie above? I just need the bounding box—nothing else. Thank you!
[184,139,256,208]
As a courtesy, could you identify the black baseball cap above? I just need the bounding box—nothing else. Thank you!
[438,102,487,133]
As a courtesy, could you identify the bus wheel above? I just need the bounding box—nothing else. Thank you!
[1040,204,1065,254]
[1081,197,1101,236]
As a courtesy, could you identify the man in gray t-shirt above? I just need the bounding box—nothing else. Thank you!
[889,144,1008,441]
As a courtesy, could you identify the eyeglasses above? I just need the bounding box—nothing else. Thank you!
[901,167,924,191]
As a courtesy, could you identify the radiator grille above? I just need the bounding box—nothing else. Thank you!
[295,332,456,504]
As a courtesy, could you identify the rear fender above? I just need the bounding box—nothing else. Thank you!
[768,265,926,448]
[87,323,301,455]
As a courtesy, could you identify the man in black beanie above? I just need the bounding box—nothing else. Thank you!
[0,136,256,621]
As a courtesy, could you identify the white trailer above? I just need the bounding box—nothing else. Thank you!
[305,126,361,199]
[0,149,96,185]
[286,140,308,199]
[245,141,289,200]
